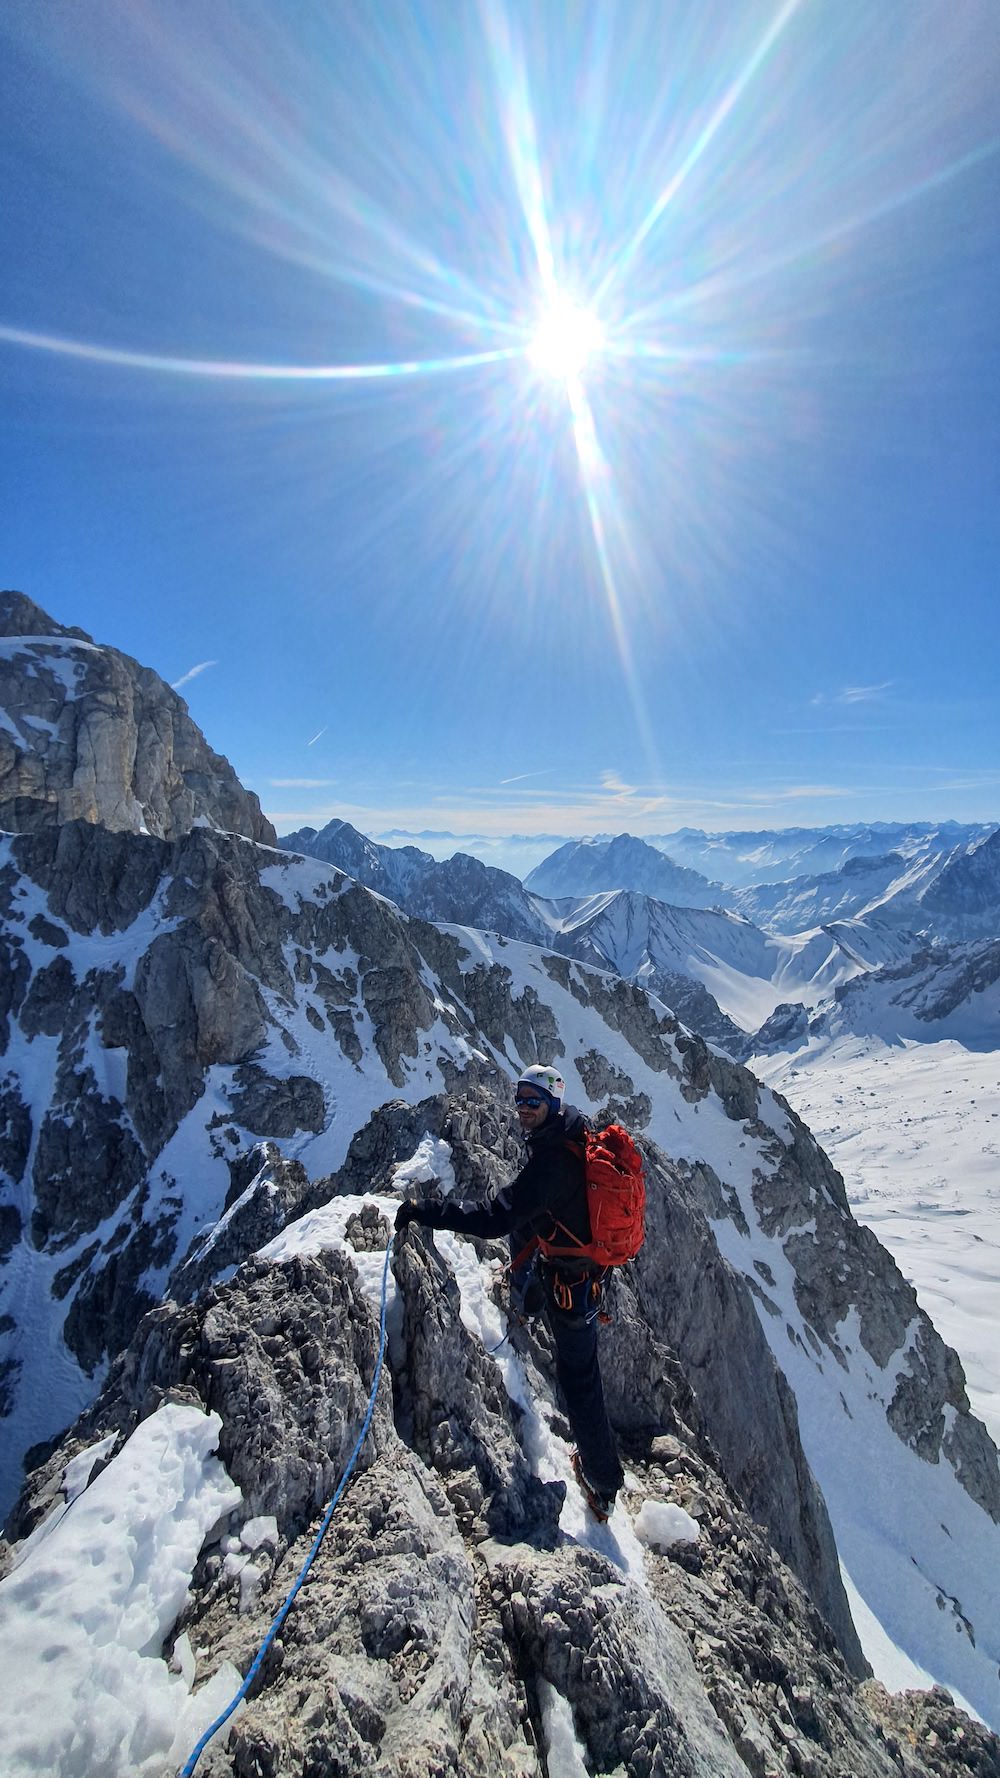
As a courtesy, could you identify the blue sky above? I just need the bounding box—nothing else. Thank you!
[2,0,999,852]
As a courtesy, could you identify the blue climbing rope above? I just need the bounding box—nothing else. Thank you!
[178,1236,394,1777]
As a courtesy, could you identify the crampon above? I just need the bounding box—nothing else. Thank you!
[571,1450,615,1522]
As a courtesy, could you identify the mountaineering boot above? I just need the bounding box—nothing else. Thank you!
[571,1450,615,1523]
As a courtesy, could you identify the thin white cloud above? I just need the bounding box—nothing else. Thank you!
[171,659,218,691]
[838,681,894,704]
[269,777,338,789]
[813,681,894,708]
[306,727,328,747]
[600,770,638,798]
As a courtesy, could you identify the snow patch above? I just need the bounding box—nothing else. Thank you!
[537,1677,590,1777]
[0,1402,243,1778]
[392,1133,458,1197]
[634,1499,701,1551]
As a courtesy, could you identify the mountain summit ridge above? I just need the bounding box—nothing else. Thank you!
[1,598,1000,1770]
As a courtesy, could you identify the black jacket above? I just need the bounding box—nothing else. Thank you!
[415,1104,592,1259]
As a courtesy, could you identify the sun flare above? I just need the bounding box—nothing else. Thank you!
[528,297,604,382]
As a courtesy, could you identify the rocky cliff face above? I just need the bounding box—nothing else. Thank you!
[2,815,1000,1737]
[0,591,275,845]
[3,610,1000,1770]
[3,1168,999,1778]
[281,816,554,946]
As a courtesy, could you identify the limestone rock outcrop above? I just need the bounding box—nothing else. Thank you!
[5,1216,999,1778]
[0,590,275,844]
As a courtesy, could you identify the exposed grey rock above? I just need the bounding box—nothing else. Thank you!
[8,1221,998,1778]
[0,1205,21,1259]
[394,1223,565,1546]
[0,589,276,844]
[709,1075,1000,1526]
[575,1046,636,1101]
[171,1144,312,1304]
[754,1001,810,1051]
[619,1141,867,1675]
[227,1063,325,1137]
[19,952,75,1038]
[306,1089,517,1215]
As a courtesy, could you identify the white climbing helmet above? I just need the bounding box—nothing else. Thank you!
[516,1064,566,1112]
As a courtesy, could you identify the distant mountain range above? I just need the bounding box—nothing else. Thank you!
[282,817,1000,1055]
[524,831,732,907]
[645,821,996,888]
[375,819,996,890]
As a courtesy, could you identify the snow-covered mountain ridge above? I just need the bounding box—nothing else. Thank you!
[647,823,996,889]
[2,600,1000,1772]
[3,822,1000,1736]
[525,831,733,907]
[281,817,554,946]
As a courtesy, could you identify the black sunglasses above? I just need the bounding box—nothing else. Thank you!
[515,1093,546,1108]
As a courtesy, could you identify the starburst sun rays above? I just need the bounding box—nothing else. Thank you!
[3,0,997,779]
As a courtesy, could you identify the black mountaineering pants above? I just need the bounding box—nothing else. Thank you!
[541,1268,624,1501]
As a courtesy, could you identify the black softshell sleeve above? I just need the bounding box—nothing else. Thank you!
[423,1138,578,1242]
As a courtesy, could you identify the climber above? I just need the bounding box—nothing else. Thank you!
[395,1065,624,1519]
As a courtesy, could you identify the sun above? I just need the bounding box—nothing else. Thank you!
[528,296,604,382]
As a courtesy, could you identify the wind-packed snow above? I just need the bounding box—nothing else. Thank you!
[0,634,100,696]
[256,1191,401,1331]
[757,1035,1000,1447]
[392,1134,459,1197]
[0,1403,243,1778]
[537,1678,591,1778]
[634,1499,701,1551]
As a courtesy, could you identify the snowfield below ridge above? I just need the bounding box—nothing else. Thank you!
[756,1035,1000,1448]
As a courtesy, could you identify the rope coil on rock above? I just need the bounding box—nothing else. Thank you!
[178,1235,394,1777]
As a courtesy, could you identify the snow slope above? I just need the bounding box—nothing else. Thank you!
[756,1036,1000,1450]
[541,889,865,1030]
[3,829,999,1727]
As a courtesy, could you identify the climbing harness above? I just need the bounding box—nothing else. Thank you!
[550,1269,610,1322]
[178,1236,394,1777]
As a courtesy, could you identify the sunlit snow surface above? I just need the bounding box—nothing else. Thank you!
[0,1403,243,1778]
[757,1036,1000,1447]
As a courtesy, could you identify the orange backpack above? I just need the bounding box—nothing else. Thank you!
[535,1124,646,1270]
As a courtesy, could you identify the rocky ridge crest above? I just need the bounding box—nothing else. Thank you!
[4,1184,999,1778]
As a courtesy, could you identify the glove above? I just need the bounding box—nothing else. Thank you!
[395,1201,422,1232]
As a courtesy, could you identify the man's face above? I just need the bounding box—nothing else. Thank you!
[515,1088,549,1134]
